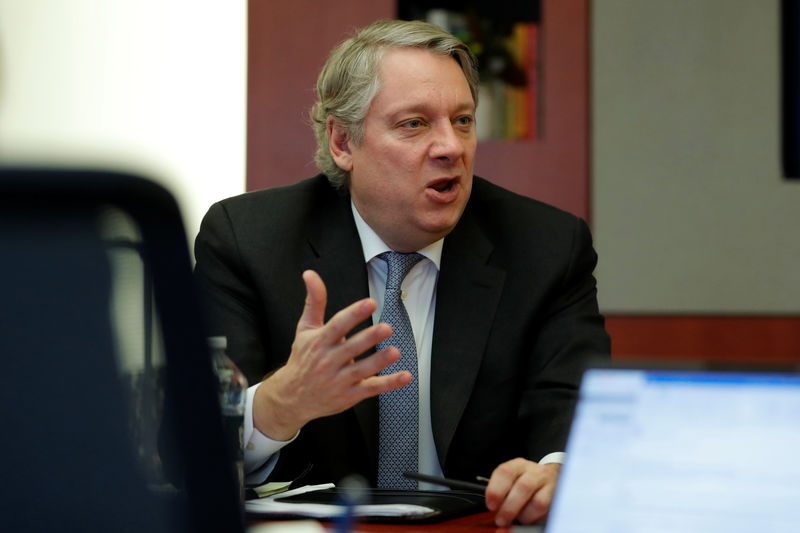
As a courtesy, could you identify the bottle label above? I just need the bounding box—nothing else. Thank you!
[224,413,245,505]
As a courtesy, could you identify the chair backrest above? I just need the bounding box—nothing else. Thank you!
[0,168,243,533]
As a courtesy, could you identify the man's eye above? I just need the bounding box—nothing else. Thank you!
[404,119,422,128]
[456,116,474,126]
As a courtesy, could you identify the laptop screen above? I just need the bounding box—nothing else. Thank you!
[546,368,800,532]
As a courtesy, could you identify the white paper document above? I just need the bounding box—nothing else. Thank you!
[245,483,435,519]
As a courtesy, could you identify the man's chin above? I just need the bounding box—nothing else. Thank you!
[428,203,468,231]
[388,221,458,252]
[417,217,462,244]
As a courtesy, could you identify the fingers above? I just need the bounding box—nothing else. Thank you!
[495,474,551,526]
[330,318,392,363]
[323,348,412,411]
[340,344,413,396]
[331,323,413,398]
[486,459,560,527]
[298,270,328,330]
[358,369,413,396]
[298,270,381,347]
[485,458,527,512]
[323,297,379,345]
[517,482,556,525]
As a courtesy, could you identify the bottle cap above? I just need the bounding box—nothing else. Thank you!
[207,336,227,350]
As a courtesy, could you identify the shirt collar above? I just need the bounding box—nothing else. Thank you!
[351,200,443,269]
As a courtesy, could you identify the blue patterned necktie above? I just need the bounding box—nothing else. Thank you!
[376,251,424,490]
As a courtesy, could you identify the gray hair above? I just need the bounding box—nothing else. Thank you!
[310,19,479,189]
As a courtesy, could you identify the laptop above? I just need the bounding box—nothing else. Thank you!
[546,366,800,532]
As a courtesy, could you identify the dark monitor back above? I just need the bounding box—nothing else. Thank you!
[783,0,800,178]
[0,168,243,533]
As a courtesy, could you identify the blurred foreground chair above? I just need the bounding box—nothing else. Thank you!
[0,168,243,533]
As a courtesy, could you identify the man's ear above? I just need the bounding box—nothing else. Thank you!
[327,117,353,172]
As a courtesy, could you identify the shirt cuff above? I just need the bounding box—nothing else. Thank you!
[539,452,566,465]
[243,382,299,475]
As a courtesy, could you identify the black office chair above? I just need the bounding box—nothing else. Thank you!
[0,168,243,533]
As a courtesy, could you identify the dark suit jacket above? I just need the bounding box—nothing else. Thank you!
[193,174,610,485]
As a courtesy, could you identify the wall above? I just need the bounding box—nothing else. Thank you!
[0,1,247,372]
[0,0,247,243]
[247,0,395,191]
[592,0,800,314]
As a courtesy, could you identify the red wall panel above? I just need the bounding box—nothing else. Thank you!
[607,315,800,364]
[247,0,395,191]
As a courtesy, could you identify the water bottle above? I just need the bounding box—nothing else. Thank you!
[208,336,248,505]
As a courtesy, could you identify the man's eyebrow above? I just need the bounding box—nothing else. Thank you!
[452,101,477,113]
[385,101,476,118]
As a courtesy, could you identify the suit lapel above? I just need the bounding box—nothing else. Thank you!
[303,186,379,472]
[305,200,369,324]
[430,207,505,467]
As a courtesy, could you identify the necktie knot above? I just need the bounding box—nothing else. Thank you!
[379,251,424,290]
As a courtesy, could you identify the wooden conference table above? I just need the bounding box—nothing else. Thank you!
[248,512,546,532]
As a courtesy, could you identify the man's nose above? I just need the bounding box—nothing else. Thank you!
[429,122,466,162]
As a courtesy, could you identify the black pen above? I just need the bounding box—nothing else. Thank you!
[403,472,488,493]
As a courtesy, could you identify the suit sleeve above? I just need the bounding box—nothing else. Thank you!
[193,201,271,383]
[520,216,610,459]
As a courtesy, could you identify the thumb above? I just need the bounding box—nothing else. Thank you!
[297,270,327,331]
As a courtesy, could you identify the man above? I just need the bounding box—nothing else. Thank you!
[194,19,609,526]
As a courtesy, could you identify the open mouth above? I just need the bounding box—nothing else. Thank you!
[429,178,457,193]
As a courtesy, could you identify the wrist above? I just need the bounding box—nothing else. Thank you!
[252,371,305,441]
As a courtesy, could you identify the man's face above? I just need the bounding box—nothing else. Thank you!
[340,47,476,252]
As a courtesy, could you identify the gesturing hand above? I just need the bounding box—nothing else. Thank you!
[252,270,412,441]
[485,458,561,527]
